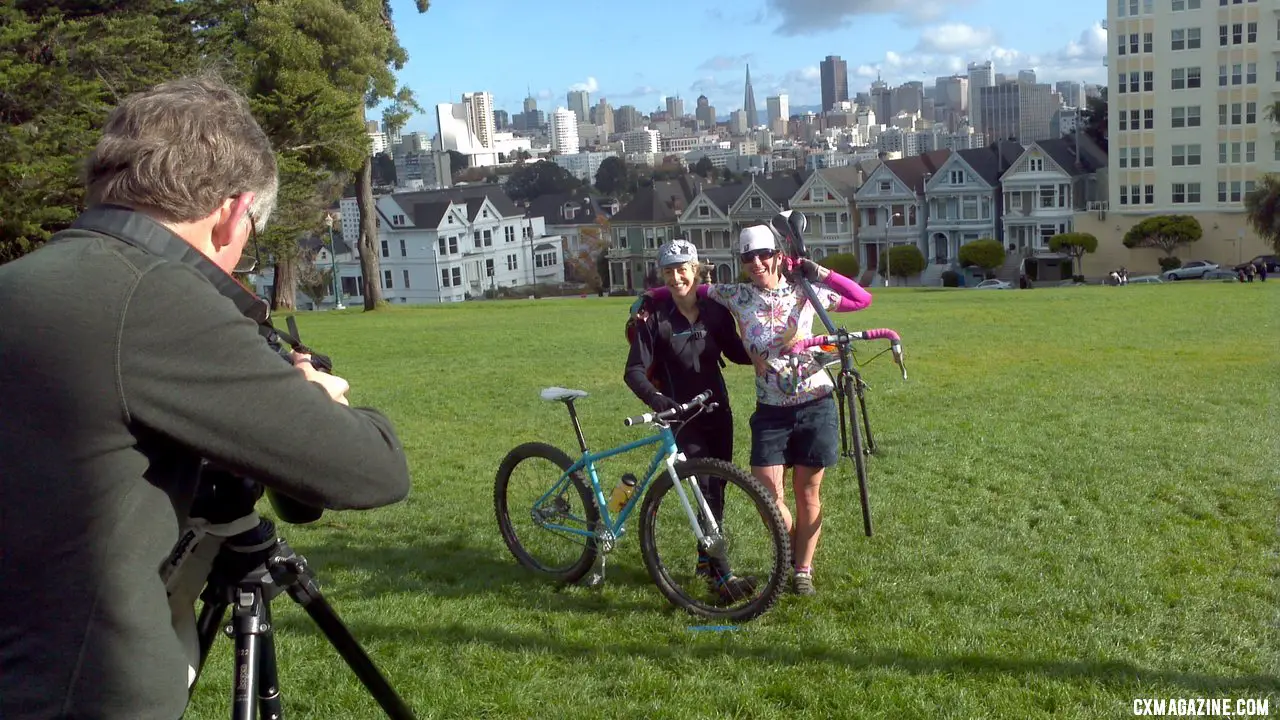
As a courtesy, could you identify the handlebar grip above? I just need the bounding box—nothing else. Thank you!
[863,328,902,342]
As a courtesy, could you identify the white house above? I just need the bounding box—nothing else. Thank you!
[254,185,563,306]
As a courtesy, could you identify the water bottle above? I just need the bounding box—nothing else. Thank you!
[607,473,639,514]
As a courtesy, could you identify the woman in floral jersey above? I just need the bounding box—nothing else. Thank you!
[646,224,873,596]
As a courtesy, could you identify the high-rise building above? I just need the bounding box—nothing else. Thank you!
[1106,0,1279,222]
[767,94,789,135]
[967,61,993,130]
[820,55,849,112]
[665,95,684,119]
[462,92,495,151]
[567,90,590,122]
[551,107,580,154]
[1055,80,1083,108]
[743,65,758,128]
[695,95,716,129]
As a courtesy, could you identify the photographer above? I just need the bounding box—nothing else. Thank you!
[0,75,412,720]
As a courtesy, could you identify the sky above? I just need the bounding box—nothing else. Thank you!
[384,0,1109,136]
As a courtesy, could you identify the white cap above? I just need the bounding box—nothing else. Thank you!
[739,225,778,254]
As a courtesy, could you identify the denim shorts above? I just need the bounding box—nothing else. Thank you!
[748,393,840,469]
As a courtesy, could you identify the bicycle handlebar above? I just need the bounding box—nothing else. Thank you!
[785,329,908,380]
[623,390,715,427]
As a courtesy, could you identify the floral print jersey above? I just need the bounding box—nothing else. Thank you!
[706,280,843,407]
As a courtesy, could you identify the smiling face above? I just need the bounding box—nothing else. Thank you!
[662,261,700,299]
[741,248,781,289]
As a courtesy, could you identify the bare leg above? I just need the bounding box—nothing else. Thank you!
[751,464,791,534]
[791,465,825,570]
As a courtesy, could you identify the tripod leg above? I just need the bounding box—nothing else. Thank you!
[256,603,284,720]
[269,552,417,719]
[190,599,229,696]
[230,586,268,720]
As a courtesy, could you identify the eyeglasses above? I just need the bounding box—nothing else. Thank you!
[740,249,776,264]
[233,212,262,274]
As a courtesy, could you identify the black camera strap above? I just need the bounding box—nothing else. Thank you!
[69,204,274,329]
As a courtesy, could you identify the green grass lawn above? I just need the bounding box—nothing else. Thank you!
[185,281,1279,719]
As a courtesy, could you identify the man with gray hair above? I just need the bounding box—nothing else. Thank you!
[0,75,412,719]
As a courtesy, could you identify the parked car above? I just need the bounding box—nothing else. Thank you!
[1233,255,1279,273]
[972,279,1012,290]
[1163,260,1218,280]
[1201,269,1239,281]
[1128,275,1164,284]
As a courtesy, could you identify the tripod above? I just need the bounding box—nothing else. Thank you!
[186,514,416,720]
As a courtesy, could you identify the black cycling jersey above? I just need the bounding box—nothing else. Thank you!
[624,295,752,412]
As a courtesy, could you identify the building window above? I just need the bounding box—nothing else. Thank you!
[450,267,461,286]
[383,269,393,289]
[485,259,494,277]
[1247,63,1257,84]
[380,240,388,257]
[440,269,449,287]
[505,226,515,243]
[1144,185,1154,205]
[1144,109,1153,129]
[402,270,411,288]
[507,254,518,271]
[1248,22,1257,42]
[1144,71,1154,91]
[399,239,406,257]
[1171,144,1200,166]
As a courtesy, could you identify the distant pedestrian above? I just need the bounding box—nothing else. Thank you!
[1257,262,1267,282]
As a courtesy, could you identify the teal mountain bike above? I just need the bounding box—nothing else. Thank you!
[495,388,790,623]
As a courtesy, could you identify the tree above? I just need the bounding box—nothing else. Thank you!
[447,149,468,177]
[1048,231,1099,277]
[878,245,926,282]
[1081,88,1107,152]
[594,156,627,196]
[818,252,860,279]
[1121,214,1203,258]
[693,156,714,178]
[1,2,200,263]
[566,221,609,293]
[351,0,431,311]
[297,254,334,309]
[957,238,1005,275]
[505,161,581,202]
[1244,174,1280,256]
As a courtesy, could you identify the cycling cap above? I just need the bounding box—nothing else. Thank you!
[739,225,778,254]
[658,238,699,268]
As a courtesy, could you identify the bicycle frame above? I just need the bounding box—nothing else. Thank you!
[533,404,720,548]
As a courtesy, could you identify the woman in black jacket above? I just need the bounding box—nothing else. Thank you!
[624,238,756,601]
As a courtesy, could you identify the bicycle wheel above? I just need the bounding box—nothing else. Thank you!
[495,442,599,584]
[638,457,790,622]
[841,377,873,537]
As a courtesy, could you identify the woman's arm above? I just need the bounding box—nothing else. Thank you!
[622,315,677,412]
[799,260,872,312]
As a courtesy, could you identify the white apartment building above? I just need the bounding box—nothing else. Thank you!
[550,107,580,154]
[1096,0,1278,264]
[552,151,618,182]
[622,128,660,154]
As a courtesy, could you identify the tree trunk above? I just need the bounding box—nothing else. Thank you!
[270,256,298,311]
[355,155,384,310]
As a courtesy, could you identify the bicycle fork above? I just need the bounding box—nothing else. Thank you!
[662,454,724,557]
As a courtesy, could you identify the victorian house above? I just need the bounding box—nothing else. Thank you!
[999,137,1107,252]
[605,176,697,290]
[853,149,950,275]
[921,142,1022,267]
[783,166,863,261]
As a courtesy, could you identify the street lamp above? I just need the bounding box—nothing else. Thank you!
[324,213,345,310]
[883,208,903,287]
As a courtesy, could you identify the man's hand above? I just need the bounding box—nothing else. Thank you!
[293,352,350,406]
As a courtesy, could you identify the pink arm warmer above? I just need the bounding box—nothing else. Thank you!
[822,271,873,311]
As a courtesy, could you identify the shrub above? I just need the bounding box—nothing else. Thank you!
[1158,256,1182,271]
[941,270,961,287]
[819,253,860,279]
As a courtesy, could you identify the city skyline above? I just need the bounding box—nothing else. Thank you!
[383,0,1108,136]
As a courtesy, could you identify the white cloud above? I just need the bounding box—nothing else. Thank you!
[570,76,599,93]
[765,0,980,35]
[916,23,997,54]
